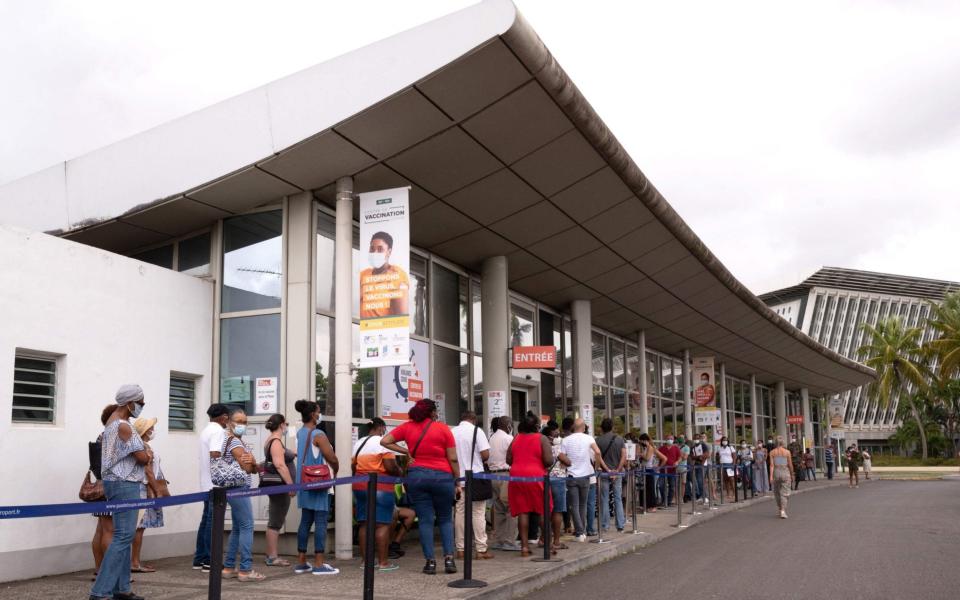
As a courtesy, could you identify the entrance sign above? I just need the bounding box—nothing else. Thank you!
[786,415,804,425]
[255,377,278,414]
[692,356,720,426]
[488,391,506,418]
[358,187,411,368]
[511,346,557,369]
[380,339,429,421]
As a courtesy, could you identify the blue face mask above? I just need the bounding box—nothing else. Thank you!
[130,403,143,419]
[233,424,247,437]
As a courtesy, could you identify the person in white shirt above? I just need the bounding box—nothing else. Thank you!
[715,436,737,499]
[560,419,607,541]
[193,403,229,571]
[451,411,493,559]
[487,416,519,551]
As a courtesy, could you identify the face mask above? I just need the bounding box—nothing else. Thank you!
[767,439,773,444]
[741,443,746,448]
[129,403,143,419]
[233,424,247,437]
[721,441,728,447]
[368,252,387,269]
[666,439,673,445]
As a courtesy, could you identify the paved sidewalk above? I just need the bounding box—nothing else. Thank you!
[0,477,861,600]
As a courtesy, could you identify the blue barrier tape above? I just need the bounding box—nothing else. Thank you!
[0,491,210,520]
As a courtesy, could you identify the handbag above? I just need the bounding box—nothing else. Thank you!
[210,435,248,488]
[300,427,332,484]
[468,425,493,501]
[259,438,296,487]
[79,470,105,502]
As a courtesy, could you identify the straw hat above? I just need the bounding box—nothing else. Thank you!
[134,416,158,437]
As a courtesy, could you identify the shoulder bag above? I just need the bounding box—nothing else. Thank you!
[259,437,296,487]
[300,427,332,484]
[79,470,105,502]
[408,419,434,465]
[211,435,248,488]
[469,425,493,501]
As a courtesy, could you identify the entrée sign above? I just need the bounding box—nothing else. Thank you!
[511,346,557,369]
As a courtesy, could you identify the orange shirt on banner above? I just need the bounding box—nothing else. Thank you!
[359,265,410,318]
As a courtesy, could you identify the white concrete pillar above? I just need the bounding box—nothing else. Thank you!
[334,176,354,560]
[571,300,592,421]
[637,330,649,435]
[481,256,510,427]
[284,192,314,418]
[682,349,692,439]
[718,363,728,438]
[775,380,787,439]
[750,374,760,442]
[801,387,814,444]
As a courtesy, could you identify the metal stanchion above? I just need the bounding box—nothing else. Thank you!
[675,473,685,528]
[707,466,718,510]
[590,472,610,544]
[718,465,725,505]
[363,474,377,600]
[449,470,487,588]
[532,474,562,563]
[207,486,227,600]
[629,468,643,534]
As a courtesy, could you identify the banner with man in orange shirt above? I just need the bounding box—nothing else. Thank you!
[358,187,411,368]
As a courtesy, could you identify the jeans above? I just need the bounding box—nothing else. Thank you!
[91,480,143,598]
[193,498,213,566]
[805,467,816,481]
[586,480,597,534]
[225,490,254,572]
[692,465,705,499]
[565,476,590,536]
[599,475,625,530]
[659,471,677,506]
[826,462,834,480]
[297,508,329,554]
[406,467,455,559]
[741,463,753,493]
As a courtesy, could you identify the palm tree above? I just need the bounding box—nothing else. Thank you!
[926,291,960,378]
[858,316,931,458]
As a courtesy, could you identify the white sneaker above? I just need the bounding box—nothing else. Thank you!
[576,534,587,542]
[779,511,786,519]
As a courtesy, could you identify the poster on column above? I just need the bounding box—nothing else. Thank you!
[380,339,430,421]
[487,391,506,418]
[828,396,845,439]
[358,186,411,368]
[693,356,720,426]
[254,377,278,414]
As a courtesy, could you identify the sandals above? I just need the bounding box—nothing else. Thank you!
[265,556,291,567]
[520,549,532,557]
[131,565,156,573]
[552,542,569,550]
[238,570,267,582]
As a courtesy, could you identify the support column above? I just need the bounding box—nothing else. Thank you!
[481,256,510,428]
[334,176,354,560]
[750,375,760,442]
[718,363,728,439]
[682,349,692,439]
[801,388,814,445]
[775,380,787,439]
[637,331,649,435]
[571,300,592,423]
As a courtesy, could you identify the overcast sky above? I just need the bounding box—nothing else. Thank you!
[1,0,958,293]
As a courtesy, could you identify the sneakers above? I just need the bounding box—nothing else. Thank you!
[312,564,340,575]
[388,542,405,559]
[444,556,457,574]
[293,563,313,574]
[378,563,400,572]
[423,559,437,575]
[779,511,787,519]
[575,534,587,542]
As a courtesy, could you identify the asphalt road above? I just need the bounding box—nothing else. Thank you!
[523,479,960,600]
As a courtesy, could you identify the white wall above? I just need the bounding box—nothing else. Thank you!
[0,224,213,582]
[769,298,803,328]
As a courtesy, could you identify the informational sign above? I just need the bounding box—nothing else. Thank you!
[714,422,724,442]
[254,377,278,414]
[828,396,845,435]
[220,376,250,403]
[581,403,593,430]
[632,413,644,429]
[380,338,429,421]
[434,393,446,424]
[511,345,557,369]
[358,187,411,368]
[787,415,804,425]
[488,391,506,418]
[625,441,637,462]
[692,356,720,426]
[541,414,551,429]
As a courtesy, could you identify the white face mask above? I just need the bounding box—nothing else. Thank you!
[368,252,387,269]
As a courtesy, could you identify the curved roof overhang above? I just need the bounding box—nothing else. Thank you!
[0,0,874,395]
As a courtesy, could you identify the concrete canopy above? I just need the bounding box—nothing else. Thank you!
[0,0,874,395]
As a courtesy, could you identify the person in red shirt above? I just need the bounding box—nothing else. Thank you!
[381,400,460,576]
[658,436,681,507]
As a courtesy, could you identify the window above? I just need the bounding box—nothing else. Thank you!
[591,332,607,386]
[12,354,57,423]
[169,375,196,431]
[410,255,428,337]
[132,244,174,269]
[433,264,468,348]
[177,233,211,277]
[510,304,535,347]
[219,314,281,415]
[222,211,283,313]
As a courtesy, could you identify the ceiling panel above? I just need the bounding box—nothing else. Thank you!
[511,268,578,298]
[386,127,501,196]
[582,197,655,242]
[589,296,620,317]
[511,129,605,196]
[507,249,551,281]
[429,228,518,270]
[64,221,170,254]
[585,263,644,295]
[410,202,480,248]
[462,81,572,164]
[558,246,624,282]
[258,130,375,191]
[654,255,704,288]
[538,283,600,309]
[488,200,575,246]
[353,163,437,212]
[608,277,663,306]
[121,196,230,237]
[608,219,674,262]
[416,39,532,121]
[443,168,542,225]
[548,166,633,222]
[633,239,688,275]
[187,166,301,212]
[527,226,602,266]
[335,89,452,159]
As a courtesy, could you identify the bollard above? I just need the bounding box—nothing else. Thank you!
[448,470,487,588]
[207,486,227,600]
[707,466,718,510]
[718,465,724,505]
[532,474,561,562]
[590,471,608,544]
[675,473,684,527]
[629,469,641,534]
[363,473,377,600]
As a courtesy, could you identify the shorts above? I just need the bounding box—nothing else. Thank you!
[267,492,291,530]
[355,490,396,525]
[550,478,567,513]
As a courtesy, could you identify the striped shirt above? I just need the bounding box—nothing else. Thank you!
[223,435,252,488]
[101,419,146,483]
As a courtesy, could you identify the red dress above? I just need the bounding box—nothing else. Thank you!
[508,433,550,516]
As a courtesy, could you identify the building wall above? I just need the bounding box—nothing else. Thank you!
[767,298,803,328]
[0,225,214,582]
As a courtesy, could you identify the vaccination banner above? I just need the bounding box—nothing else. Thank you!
[693,355,720,426]
[358,187,411,368]
[380,339,430,421]
[828,396,845,438]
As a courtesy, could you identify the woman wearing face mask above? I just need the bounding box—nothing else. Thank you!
[753,440,769,495]
[543,421,571,552]
[737,441,754,495]
[293,399,340,576]
[638,433,666,512]
[220,408,265,582]
[131,417,167,574]
[359,231,409,319]
[261,413,296,568]
[715,437,736,499]
[90,385,152,600]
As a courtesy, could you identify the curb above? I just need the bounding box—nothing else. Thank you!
[461,480,868,600]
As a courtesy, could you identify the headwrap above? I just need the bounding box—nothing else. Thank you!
[115,384,144,406]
